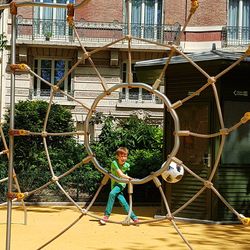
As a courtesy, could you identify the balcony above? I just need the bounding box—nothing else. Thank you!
[15,17,181,47]
[222,26,250,47]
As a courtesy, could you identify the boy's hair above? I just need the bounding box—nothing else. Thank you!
[116,147,128,156]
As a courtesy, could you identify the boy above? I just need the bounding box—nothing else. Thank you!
[99,147,139,225]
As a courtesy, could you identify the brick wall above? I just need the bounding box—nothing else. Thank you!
[16,2,33,18]
[13,0,123,22]
[189,0,227,26]
[75,0,123,22]
[165,0,227,26]
[13,0,227,27]
[164,0,187,24]
[185,31,222,42]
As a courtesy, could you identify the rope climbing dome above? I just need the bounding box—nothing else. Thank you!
[0,0,250,249]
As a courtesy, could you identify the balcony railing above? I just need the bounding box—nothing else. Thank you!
[222,26,250,47]
[16,17,181,45]
[30,89,73,101]
[119,92,162,104]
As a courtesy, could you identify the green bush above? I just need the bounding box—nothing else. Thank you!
[91,114,164,179]
[0,107,164,202]
[0,100,99,200]
[128,149,163,178]
[0,33,7,51]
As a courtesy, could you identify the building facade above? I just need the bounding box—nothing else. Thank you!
[0,0,249,141]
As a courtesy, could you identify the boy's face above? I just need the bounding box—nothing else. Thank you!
[117,152,128,166]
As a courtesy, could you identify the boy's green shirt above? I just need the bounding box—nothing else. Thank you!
[111,160,130,189]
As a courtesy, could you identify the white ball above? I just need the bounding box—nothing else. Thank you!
[161,161,184,183]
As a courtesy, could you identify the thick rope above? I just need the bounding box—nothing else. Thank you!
[1,1,249,250]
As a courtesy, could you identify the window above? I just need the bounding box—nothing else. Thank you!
[122,63,139,100]
[121,62,157,103]
[33,0,74,38]
[228,0,250,43]
[33,59,72,97]
[125,0,163,40]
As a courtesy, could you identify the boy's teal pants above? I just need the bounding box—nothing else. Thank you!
[104,184,137,220]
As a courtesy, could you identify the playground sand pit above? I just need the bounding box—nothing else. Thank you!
[1,206,250,250]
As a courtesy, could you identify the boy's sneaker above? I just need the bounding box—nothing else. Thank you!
[133,218,139,225]
[99,215,109,225]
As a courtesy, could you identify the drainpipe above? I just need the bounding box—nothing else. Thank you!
[185,0,188,21]
[238,0,243,41]
[182,0,188,49]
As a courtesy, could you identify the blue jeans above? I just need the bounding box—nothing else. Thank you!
[105,184,137,220]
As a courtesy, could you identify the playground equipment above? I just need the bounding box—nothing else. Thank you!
[0,0,250,250]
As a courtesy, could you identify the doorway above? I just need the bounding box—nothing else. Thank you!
[167,102,212,219]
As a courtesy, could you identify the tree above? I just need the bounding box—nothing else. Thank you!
[0,100,98,201]
[92,114,164,179]
[89,114,164,202]
[0,107,164,202]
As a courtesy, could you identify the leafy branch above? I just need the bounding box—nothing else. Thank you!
[0,33,7,51]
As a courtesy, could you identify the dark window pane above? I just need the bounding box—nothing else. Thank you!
[41,69,51,82]
[132,64,138,82]
[54,69,65,83]
[54,60,65,83]
[55,60,65,69]
[129,88,139,100]
[41,60,52,68]
[67,61,71,92]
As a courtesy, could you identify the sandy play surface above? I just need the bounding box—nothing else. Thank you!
[0,205,250,250]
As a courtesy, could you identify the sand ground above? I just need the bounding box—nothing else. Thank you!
[0,205,250,250]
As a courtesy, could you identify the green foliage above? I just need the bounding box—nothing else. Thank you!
[77,164,102,194]
[92,114,164,178]
[0,100,100,200]
[0,33,7,51]
[0,157,7,196]
[0,106,164,202]
[99,115,162,150]
[128,149,163,178]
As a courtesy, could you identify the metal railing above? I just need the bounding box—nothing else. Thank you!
[119,92,162,104]
[222,26,250,47]
[29,89,73,101]
[15,17,181,44]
